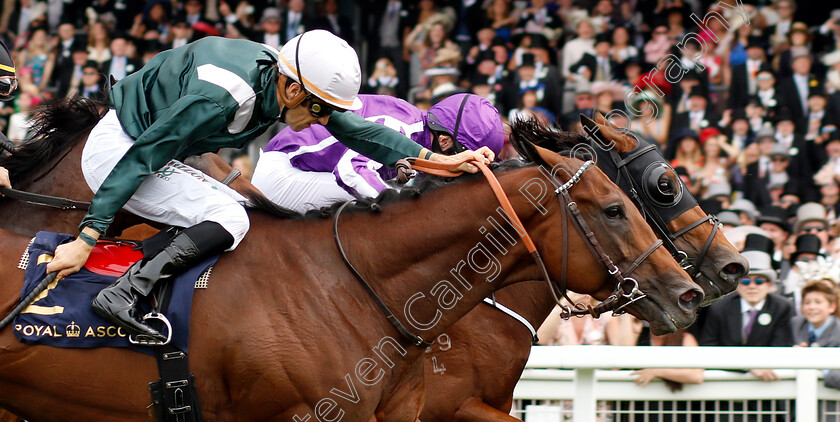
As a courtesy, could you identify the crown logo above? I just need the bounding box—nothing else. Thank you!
[65,321,80,338]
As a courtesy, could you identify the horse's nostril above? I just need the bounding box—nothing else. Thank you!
[680,290,697,303]
[679,288,703,312]
[722,262,747,278]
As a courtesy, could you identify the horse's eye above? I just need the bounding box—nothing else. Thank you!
[605,205,623,219]
[643,163,682,207]
[658,174,675,196]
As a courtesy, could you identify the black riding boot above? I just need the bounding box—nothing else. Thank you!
[91,221,234,341]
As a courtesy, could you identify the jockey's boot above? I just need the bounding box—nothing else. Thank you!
[91,221,234,341]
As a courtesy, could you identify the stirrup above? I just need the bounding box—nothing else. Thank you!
[128,311,173,346]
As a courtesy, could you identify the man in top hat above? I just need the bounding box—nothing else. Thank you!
[313,0,353,45]
[782,233,827,305]
[729,35,770,110]
[805,85,836,142]
[731,199,759,226]
[754,71,779,117]
[757,205,791,264]
[282,0,312,43]
[101,34,142,82]
[777,51,821,133]
[517,0,563,41]
[727,108,754,150]
[569,32,618,82]
[672,85,719,135]
[51,42,89,99]
[503,52,562,118]
[763,0,797,48]
[793,202,831,248]
[774,109,820,202]
[766,143,791,199]
[742,125,775,209]
[169,14,196,49]
[220,5,284,51]
[717,210,742,230]
[699,249,794,377]
[702,182,732,209]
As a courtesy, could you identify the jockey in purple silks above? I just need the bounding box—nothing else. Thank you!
[251,93,505,212]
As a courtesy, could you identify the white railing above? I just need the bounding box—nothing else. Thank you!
[512,346,840,421]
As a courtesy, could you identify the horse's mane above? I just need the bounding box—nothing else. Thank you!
[0,96,106,186]
[297,118,589,220]
[508,118,592,159]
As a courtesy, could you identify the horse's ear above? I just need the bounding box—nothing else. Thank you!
[580,114,639,153]
[510,136,551,168]
[592,109,607,125]
[579,114,609,149]
[529,143,562,169]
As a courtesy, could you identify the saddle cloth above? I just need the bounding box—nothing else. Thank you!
[14,231,217,356]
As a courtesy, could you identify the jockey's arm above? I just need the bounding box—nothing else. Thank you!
[324,110,429,165]
[324,111,493,172]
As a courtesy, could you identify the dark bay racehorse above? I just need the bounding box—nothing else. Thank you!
[418,116,748,421]
[0,99,701,420]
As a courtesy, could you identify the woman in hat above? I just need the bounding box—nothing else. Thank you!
[628,89,671,149]
[697,129,737,191]
[406,21,460,88]
[670,129,703,176]
[44,31,493,342]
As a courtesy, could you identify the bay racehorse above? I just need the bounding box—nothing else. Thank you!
[417,115,748,421]
[0,98,702,420]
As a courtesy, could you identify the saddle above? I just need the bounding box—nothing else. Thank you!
[15,230,214,421]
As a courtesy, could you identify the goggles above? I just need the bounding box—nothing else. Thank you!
[740,276,768,286]
[427,94,470,155]
[0,76,18,101]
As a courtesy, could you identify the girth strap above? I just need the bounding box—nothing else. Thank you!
[483,297,539,344]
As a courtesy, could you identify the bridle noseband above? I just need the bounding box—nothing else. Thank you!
[543,160,660,319]
[333,158,664,347]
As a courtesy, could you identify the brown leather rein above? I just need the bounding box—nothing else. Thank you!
[333,157,662,347]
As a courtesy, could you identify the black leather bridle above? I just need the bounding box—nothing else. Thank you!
[589,129,720,282]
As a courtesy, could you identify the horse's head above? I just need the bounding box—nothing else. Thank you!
[580,113,748,306]
[510,121,702,334]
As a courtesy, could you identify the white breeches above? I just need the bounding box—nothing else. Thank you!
[251,150,354,214]
[81,109,250,250]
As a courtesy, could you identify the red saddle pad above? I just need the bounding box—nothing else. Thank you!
[84,241,144,277]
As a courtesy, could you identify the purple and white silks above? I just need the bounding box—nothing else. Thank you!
[263,95,430,198]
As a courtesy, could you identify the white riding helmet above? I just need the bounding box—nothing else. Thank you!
[278,30,363,111]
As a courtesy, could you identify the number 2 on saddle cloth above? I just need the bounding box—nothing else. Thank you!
[13,231,217,355]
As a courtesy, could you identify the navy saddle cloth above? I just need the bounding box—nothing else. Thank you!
[13,231,217,356]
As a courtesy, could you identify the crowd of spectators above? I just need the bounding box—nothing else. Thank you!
[4,0,840,394]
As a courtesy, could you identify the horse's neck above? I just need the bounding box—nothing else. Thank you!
[0,140,90,236]
[339,170,544,341]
